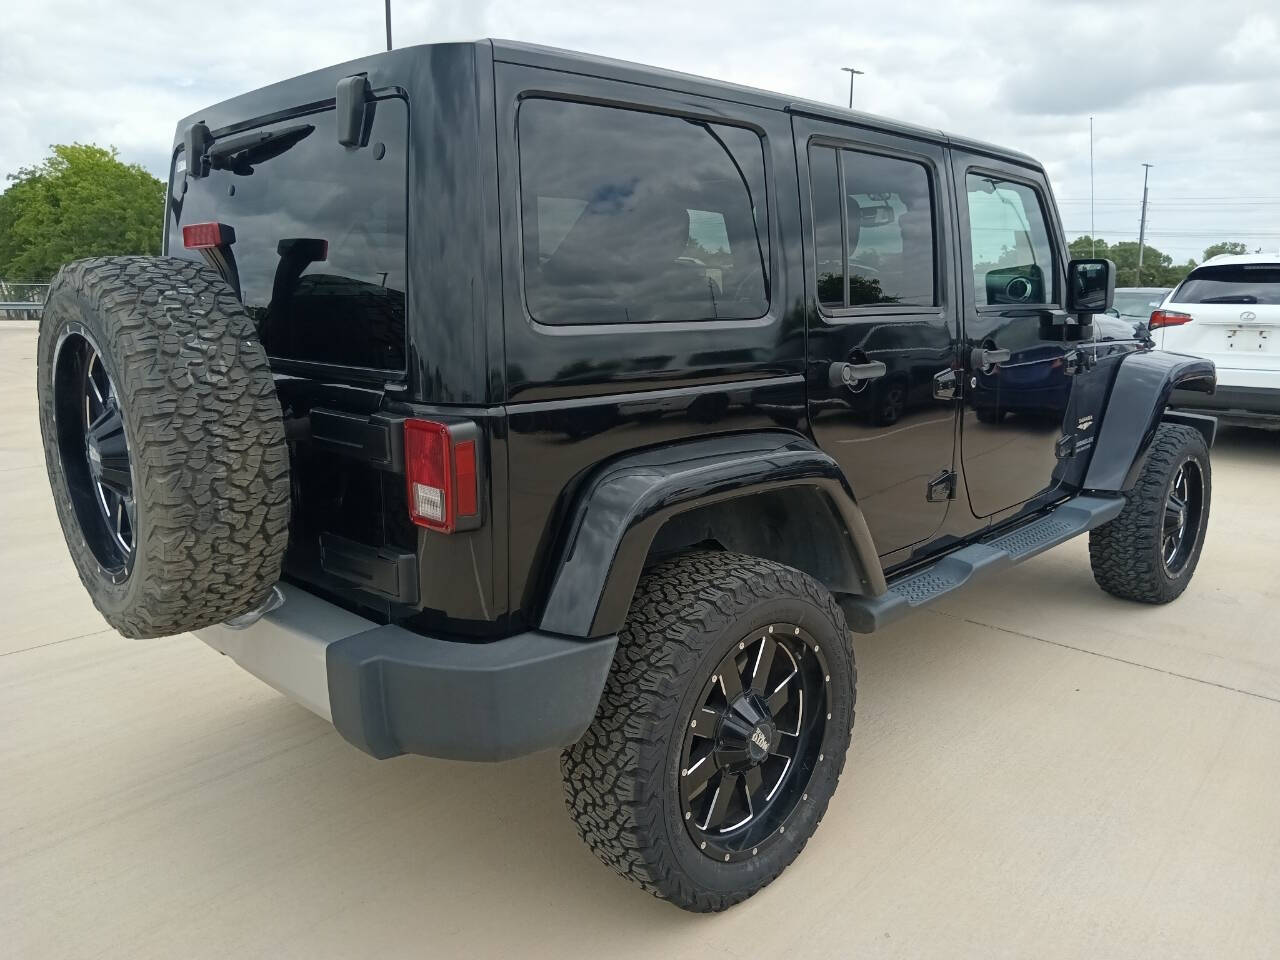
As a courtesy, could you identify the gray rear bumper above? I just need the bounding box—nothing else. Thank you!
[195,584,617,762]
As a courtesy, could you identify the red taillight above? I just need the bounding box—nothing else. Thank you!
[1149,309,1193,329]
[182,221,235,249]
[454,441,478,517]
[403,419,481,533]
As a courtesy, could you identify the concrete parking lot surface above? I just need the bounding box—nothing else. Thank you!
[3,322,1279,959]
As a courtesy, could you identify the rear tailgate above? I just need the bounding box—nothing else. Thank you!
[165,93,416,619]
[1159,263,1280,372]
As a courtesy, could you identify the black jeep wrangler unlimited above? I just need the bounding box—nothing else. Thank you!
[37,40,1217,912]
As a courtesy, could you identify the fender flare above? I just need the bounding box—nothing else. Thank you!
[537,432,885,639]
[1084,350,1216,492]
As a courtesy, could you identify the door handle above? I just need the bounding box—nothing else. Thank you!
[829,360,888,389]
[970,346,1011,371]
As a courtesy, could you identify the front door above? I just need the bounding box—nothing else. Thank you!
[953,153,1083,519]
[797,119,960,558]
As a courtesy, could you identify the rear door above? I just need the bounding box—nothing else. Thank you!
[795,117,960,557]
[1161,262,1280,373]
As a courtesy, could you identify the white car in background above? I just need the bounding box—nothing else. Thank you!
[1152,253,1280,427]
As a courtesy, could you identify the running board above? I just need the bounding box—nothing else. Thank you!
[841,495,1125,634]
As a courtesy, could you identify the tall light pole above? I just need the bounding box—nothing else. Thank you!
[841,66,864,109]
[1089,117,1096,257]
[385,0,393,50]
[1136,162,1153,283]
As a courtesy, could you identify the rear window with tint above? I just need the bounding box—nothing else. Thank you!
[517,98,770,325]
[167,98,408,370]
[1175,265,1280,305]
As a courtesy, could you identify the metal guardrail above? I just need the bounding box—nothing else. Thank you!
[0,282,49,320]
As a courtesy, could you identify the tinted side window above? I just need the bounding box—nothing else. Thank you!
[810,146,844,309]
[167,98,408,370]
[808,145,937,309]
[965,173,1056,306]
[518,99,770,325]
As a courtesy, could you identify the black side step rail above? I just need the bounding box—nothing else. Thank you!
[841,495,1125,633]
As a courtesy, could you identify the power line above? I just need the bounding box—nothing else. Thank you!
[1067,229,1280,238]
[1059,196,1280,202]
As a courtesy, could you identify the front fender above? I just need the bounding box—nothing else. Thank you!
[537,432,884,638]
[1084,350,1216,492]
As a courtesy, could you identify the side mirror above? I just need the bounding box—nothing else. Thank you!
[1066,258,1115,319]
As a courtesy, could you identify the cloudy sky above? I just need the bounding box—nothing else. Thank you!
[3,0,1278,263]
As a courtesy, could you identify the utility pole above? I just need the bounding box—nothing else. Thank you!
[1089,117,1095,257]
[840,66,864,109]
[385,0,393,50]
[1136,162,1153,283]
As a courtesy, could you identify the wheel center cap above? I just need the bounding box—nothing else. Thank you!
[86,438,103,477]
[716,692,776,771]
[748,724,772,762]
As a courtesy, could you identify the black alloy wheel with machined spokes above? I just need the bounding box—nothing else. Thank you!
[52,329,137,581]
[1089,422,1211,605]
[1162,459,1204,576]
[562,552,856,912]
[679,623,829,863]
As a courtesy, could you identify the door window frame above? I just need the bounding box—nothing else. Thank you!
[806,135,949,322]
[957,162,1066,314]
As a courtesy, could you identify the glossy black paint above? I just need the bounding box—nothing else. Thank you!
[169,39,1187,645]
[950,148,1098,521]
[537,432,882,638]
[1084,351,1217,492]
[795,119,959,557]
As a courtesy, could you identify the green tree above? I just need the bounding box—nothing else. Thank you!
[0,144,164,279]
[1069,235,1109,260]
[1068,235,1193,287]
[1202,241,1248,260]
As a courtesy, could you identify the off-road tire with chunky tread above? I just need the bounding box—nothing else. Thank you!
[37,256,290,638]
[1089,423,1210,604]
[561,551,856,912]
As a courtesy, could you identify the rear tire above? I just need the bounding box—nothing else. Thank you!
[37,257,290,638]
[1089,423,1210,604]
[561,552,855,912]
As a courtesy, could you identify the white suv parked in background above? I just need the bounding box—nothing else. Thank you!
[1153,253,1280,427]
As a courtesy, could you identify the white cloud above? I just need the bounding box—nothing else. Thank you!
[2,0,1277,261]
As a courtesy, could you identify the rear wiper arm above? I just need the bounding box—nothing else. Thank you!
[1198,295,1258,304]
[207,123,315,176]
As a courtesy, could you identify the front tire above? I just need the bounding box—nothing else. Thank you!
[1089,423,1210,603]
[561,552,856,912]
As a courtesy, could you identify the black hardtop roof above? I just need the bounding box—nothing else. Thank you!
[175,38,1040,170]
[493,39,1041,168]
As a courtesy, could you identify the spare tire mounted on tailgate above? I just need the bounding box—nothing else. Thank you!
[36,256,290,638]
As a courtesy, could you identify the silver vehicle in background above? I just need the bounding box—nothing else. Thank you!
[1109,286,1171,328]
